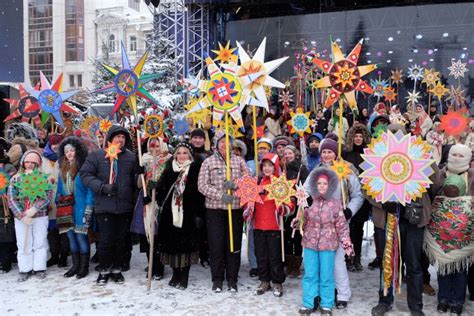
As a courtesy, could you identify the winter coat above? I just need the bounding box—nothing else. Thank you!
[314,117,329,136]
[264,116,282,140]
[80,125,138,214]
[306,150,320,173]
[285,159,309,184]
[0,163,16,243]
[156,159,204,255]
[302,168,353,254]
[41,155,59,222]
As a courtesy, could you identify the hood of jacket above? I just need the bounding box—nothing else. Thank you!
[306,167,339,200]
[260,153,280,177]
[346,123,370,152]
[58,136,89,170]
[106,125,131,149]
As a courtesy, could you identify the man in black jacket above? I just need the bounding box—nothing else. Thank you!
[80,125,138,285]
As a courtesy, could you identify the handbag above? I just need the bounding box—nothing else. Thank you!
[56,194,74,218]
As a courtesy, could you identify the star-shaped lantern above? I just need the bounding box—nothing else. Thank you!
[383,87,397,103]
[295,181,310,209]
[360,130,435,206]
[105,142,122,161]
[330,159,353,181]
[448,85,467,107]
[173,117,190,136]
[312,39,377,110]
[99,118,113,134]
[422,68,440,88]
[143,114,164,139]
[429,81,449,100]
[440,109,470,137]
[25,72,79,128]
[80,116,100,132]
[370,78,389,98]
[212,41,238,64]
[279,90,293,112]
[235,175,264,208]
[14,169,52,201]
[185,97,211,128]
[448,59,468,80]
[184,57,264,128]
[287,107,313,137]
[4,84,42,128]
[236,37,288,111]
[216,120,245,139]
[406,90,421,105]
[0,168,11,195]
[407,64,424,81]
[264,174,297,207]
[390,69,403,85]
[94,41,160,118]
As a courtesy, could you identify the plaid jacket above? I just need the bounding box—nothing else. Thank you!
[198,152,248,210]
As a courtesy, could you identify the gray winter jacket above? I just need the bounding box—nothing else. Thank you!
[80,125,138,214]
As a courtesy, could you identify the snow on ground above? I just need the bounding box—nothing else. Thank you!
[2,225,473,315]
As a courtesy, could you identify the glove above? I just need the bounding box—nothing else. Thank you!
[24,207,38,218]
[343,208,352,220]
[341,238,355,257]
[83,207,93,226]
[143,196,152,205]
[223,180,237,191]
[290,218,300,230]
[382,202,398,214]
[101,183,117,196]
[137,165,146,175]
[221,193,236,205]
[405,204,422,225]
[148,180,158,190]
[21,216,33,225]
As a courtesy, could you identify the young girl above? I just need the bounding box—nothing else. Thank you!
[253,153,293,297]
[8,150,52,282]
[296,167,354,315]
[56,136,94,279]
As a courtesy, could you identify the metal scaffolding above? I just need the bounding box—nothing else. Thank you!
[155,0,210,80]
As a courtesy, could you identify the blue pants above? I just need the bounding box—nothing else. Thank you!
[248,225,257,269]
[302,248,336,309]
[438,271,468,308]
[67,230,90,254]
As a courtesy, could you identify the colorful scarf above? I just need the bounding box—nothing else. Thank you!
[424,196,474,275]
[171,159,192,228]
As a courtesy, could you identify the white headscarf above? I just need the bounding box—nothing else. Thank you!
[447,144,472,174]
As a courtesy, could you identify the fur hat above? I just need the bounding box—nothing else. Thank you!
[319,138,338,155]
[232,139,247,157]
[306,167,339,199]
[7,137,40,167]
[346,123,370,151]
[213,130,234,148]
[5,122,38,142]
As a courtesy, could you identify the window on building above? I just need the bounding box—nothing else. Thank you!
[129,36,137,52]
[69,74,75,87]
[128,0,140,11]
[65,0,84,61]
[109,34,116,53]
[77,74,82,87]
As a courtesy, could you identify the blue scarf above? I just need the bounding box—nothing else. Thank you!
[43,143,58,162]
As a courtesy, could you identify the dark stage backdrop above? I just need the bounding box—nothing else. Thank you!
[0,0,24,82]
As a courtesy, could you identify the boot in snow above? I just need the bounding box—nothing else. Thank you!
[76,253,90,279]
[64,252,80,278]
[254,281,271,295]
[273,283,283,297]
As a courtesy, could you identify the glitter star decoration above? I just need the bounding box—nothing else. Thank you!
[429,81,449,100]
[216,120,245,138]
[448,85,467,106]
[212,41,238,64]
[264,175,297,207]
[312,39,377,110]
[184,57,264,128]
[235,175,264,207]
[93,41,160,118]
[295,181,309,208]
[173,117,190,136]
[287,107,313,137]
[407,64,424,81]
[185,97,211,128]
[99,119,113,133]
[370,78,390,98]
[406,90,421,105]
[330,159,353,181]
[447,59,468,80]
[390,68,403,85]
[25,71,79,128]
[422,68,440,88]
[236,37,288,111]
[360,130,435,206]
[143,114,164,138]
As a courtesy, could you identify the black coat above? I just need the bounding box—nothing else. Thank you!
[285,159,309,183]
[80,126,138,214]
[156,159,204,255]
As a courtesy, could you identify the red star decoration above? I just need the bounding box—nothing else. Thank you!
[235,175,264,207]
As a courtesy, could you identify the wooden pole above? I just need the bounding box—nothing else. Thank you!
[252,106,258,178]
[146,143,157,292]
[225,112,234,253]
[280,213,285,262]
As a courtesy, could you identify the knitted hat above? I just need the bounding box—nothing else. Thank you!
[190,128,206,139]
[174,142,194,159]
[324,132,339,142]
[272,135,294,149]
[20,150,43,168]
[283,144,298,154]
[319,138,338,155]
[442,174,467,196]
[447,144,472,174]
[48,133,64,145]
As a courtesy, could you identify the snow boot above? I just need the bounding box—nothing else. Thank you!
[96,272,110,286]
[17,271,32,282]
[273,283,283,297]
[76,253,90,279]
[298,306,315,314]
[35,270,46,279]
[371,303,392,316]
[58,252,68,268]
[212,280,223,293]
[177,266,190,290]
[169,268,181,287]
[64,252,80,278]
[353,255,363,271]
[368,257,382,270]
[254,281,271,295]
[111,271,125,284]
[321,307,332,315]
[285,255,294,275]
[289,256,302,278]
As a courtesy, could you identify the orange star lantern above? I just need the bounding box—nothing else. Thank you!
[330,159,353,181]
[264,175,297,207]
[312,39,377,110]
[440,110,470,137]
[105,141,122,184]
[212,41,238,64]
[384,87,397,103]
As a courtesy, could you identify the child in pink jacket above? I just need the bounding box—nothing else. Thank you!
[296,167,354,315]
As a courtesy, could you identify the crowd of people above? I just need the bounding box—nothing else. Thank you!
[0,100,473,316]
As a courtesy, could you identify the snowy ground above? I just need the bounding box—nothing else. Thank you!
[2,223,473,315]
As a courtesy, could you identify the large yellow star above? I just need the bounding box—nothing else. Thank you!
[429,81,449,100]
[330,159,353,181]
[185,97,211,128]
[264,175,297,207]
[105,142,122,161]
[422,68,440,88]
[312,39,377,110]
